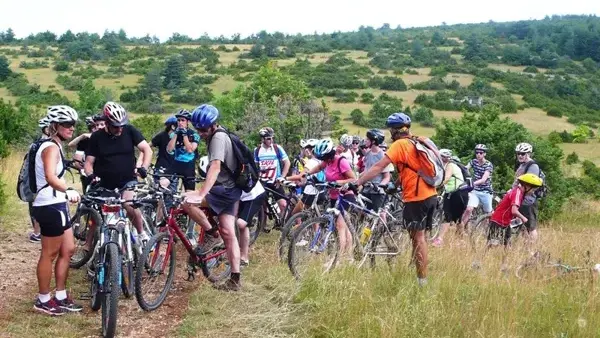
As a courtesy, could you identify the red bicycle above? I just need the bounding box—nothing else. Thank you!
[134,182,230,311]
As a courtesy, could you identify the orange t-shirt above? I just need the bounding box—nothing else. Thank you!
[385,138,437,203]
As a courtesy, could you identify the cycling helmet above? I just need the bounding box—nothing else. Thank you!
[305,138,318,148]
[366,129,385,145]
[191,104,219,129]
[175,109,191,120]
[379,142,388,150]
[386,112,411,128]
[517,173,543,187]
[85,116,95,128]
[515,142,533,153]
[359,139,368,149]
[47,105,78,123]
[103,101,128,126]
[92,113,105,122]
[313,139,336,160]
[339,134,353,147]
[38,116,50,130]
[259,127,274,138]
[439,149,452,158]
[198,156,209,178]
[474,144,488,152]
[164,115,177,125]
[352,135,361,143]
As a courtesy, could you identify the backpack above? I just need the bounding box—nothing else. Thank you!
[212,129,260,193]
[17,138,66,202]
[402,136,445,189]
[450,159,474,192]
[254,143,285,173]
[523,160,548,199]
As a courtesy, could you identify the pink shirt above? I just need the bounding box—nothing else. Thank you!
[325,155,354,199]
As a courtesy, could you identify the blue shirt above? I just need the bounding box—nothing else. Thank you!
[169,129,200,163]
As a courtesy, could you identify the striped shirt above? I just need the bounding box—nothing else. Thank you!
[469,159,494,194]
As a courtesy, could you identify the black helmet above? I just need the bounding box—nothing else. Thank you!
[175,109,191,120]
[366,129,385,145]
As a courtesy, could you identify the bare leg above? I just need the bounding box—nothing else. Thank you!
[410,230,428,279]
[37,236,62,294]
[219,214,240,274]
[55,229,75,291]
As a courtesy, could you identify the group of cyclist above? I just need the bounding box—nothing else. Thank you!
[27,99,545,316]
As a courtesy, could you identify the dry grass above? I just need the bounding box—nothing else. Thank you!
[507,107,576,135]
[0,87,18,104]
[489,64,527,72]
[560,140,600,166]
[216,51,244,66]
[402,68,432,85]
[207,74,242,94]
[8,55,78,101]
[93,74,141,97]
[445,73,474,86]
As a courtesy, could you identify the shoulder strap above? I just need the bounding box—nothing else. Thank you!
[274,143,283,161]
[36,139,67,194]
[254,146,259,163]
[523,160,539,174]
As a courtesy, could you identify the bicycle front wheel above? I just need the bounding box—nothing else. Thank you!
[101,243,120,338]
[288,216,339,280]
[278,210,314,261]
[135,231,176,311]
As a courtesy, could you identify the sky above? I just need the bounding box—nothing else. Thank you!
[1,0,598,41]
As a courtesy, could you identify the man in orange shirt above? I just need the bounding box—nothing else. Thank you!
[354,112,437,286]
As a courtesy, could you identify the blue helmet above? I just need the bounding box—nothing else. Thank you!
[165,115,177,125]
[313,139,335,160]
[175,109,191,120]
[191,104,219,129]
[386,112,411,128]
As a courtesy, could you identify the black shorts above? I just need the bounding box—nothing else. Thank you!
[487,221,511,246]
[99,177,138,191]
[403,195,437,231]
[519,203,538,231]
[362,193,385,212]
[443,190,469,223]
[31,202,71,237]
[167,162,196,191]
[238,193,266,223]
[206,185,242,217]
[265,182,286,200]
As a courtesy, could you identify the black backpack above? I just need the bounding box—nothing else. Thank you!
[451,159,473,192]
[211,129,259,193]
[523,160,548,199]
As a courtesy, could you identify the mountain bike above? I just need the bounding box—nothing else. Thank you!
[515,251,598,281]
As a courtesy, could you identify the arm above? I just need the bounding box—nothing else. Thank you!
[442,164,453,185]
[166,133,177,154]
[182,133,198,153]
[380,171,391,186]
[198,159,221,199]
[136,140,153,169]
[474,170,490,186]
[84,155,95,176]
[67,133,90,148]
[511,205,527,223]
[281,158,291,178]
[42,146,69,192]
[356,156,392,186]
[337,168,356,184]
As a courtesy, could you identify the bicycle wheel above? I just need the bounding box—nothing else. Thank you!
[135,231,176,311]
[201,249,231,284]
[248,206,266,246]
[120,231,134,299]
[101,243,120,338]
[469,214,491,253]
[278,210,314,261]
[367,224,407,269]
[70,206,101,269]
[288,216,339,280]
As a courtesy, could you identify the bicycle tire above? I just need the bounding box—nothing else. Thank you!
[134,231,176,311]
[469,214,491,253]
[288,216,339,280]
[101,243,120,338]
[70,206,101,269]
[248,206,266,246]
[278,210,314,261]
[120,232,134,299]
[201,250,231,284]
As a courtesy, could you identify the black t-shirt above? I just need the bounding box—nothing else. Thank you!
[76,138,90,153]
[87,125,145,184]
[151,131,174,170]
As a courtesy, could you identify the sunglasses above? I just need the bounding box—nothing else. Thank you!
[177,118,187,122]
[517,152,528,156]
[475,151,485,155]
[59,121,76,128]
[263,137,273,140]
[197,127,210,133]
[352,141,360,145]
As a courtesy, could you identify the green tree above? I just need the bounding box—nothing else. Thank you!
[433,106,565,220]
[565,152,579,164]
[162,55,186,89]
[0,55,11,81]
[131,114,164,140]
[413,106,435,127]
[572,124,591,143]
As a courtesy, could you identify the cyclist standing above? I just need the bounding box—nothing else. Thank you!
[83,102,153,245]
[166,109,200,193]
[460,144,494,226]
[285,139,325,215]
[254,127,291,219]
[28,117,52,243]
[185,104,243,291]
[513,142,542,244]
[31,105,82,315]
[355,112,437,286]
[150,115,176,174]
[360,129,392,212]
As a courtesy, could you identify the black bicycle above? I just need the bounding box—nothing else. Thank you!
[250,178,299,244]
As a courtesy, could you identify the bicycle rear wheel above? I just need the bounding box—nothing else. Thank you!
[278,210,314,261]
[288,217,339,280]
[248,206,266,246]
[70,206,101,269]
[101,243,120,338]
[120,232,134,299]
[469,214,491,253]
[135,231,176,311]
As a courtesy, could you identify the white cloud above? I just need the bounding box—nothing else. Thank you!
[1,0,598,41]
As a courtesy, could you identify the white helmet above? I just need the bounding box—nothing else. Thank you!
[198,156,209,177]
[515,142,533,153]
[300,139,307,148]
[38,116,51,129]
[314,139,336,160]
[103,101,128,126]
[301,138,318,148]
[439,149,452,158]
[339,134,353,147]
[47,105,78,123]
[474,144,488,152]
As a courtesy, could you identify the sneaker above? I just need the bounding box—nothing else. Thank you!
[55,296,83,312]
[29,233,41,243]
[197,235,224,255]
[213,279,241,292]
[240,259,249,269]
[34,298,65,316]
[431,238,443,247]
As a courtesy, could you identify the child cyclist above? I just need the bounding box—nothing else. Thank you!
[487,173,543,247]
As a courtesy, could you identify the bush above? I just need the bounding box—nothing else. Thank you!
[350,109,366,126]
[413,106,435,127]
[19,60,49,69]
[56,75,85,91]
[547,107,562,117]
[547,131,562,144]
[131,114,164,140]
[360,92,375,104]
[405,69,419,75]
[53,60,70,72]
[566,152,579,165]
[559,130,575,143]
[523,66,539,73]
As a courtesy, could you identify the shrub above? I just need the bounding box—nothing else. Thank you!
[547,107,562,117]
[523,66,539,73]
[565,152,579,165]
[547,131,562,144]
[360,92,375,104]
[53,60,70,72]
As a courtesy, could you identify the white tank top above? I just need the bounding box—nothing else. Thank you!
[32,141,67,207]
